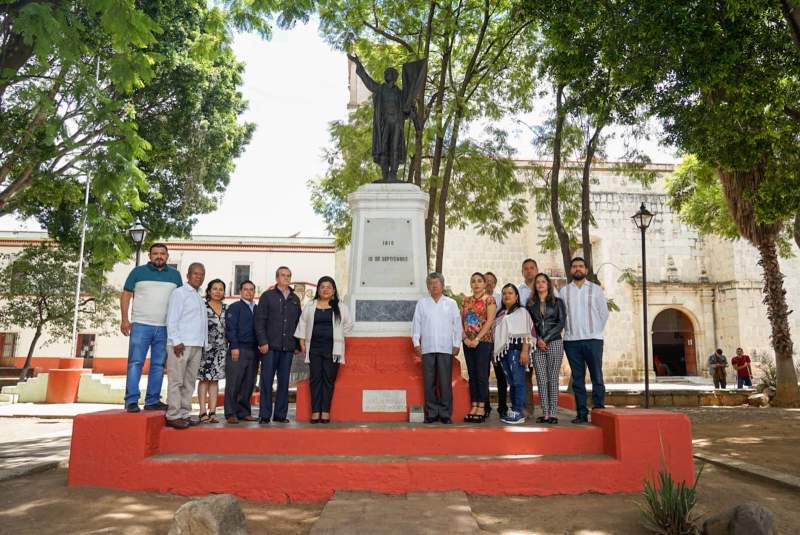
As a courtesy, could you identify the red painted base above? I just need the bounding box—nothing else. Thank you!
[68,408,694,503]
[295,337,471,422]
[46,368,91,403]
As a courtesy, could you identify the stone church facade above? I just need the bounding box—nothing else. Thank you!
[435,161,797,382]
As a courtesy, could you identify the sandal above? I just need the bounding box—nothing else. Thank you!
[208,413,219,424]
[199,413,210,424]
[535,416,547,424]
[547,417,559,425]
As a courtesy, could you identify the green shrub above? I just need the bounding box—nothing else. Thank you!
[638,464,703,535]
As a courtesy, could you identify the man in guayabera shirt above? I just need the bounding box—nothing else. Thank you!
[120,243,183,413]
[559,257,609,424]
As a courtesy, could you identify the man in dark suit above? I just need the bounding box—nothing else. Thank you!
[224,280,259,423]
[254,267,302,424]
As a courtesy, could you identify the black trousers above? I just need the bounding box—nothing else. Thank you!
[422,352,453,418]
[224,346,258,419]
[464,341,492,404]
[486,361,508,414]
[309,352,339,413]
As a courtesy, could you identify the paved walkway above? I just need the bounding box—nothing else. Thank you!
[311,491,485,534]
[0,418,72,481]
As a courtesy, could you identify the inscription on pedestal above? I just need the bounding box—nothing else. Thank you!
[355,299,417,322]
[362,389,407,412]
[361,218,414,287]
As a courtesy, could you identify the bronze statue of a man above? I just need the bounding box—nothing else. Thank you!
[348,54,425,182]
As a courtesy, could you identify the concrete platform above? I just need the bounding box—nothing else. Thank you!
[67,408,694,503]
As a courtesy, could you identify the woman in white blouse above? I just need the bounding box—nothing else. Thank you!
[294,276,353,423]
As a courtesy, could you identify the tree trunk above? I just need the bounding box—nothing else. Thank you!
[19,325,43,382]
[581,124,603,283]
[424,32,452,267]
[434,109,464,273]
[793,212,800,250]
[757,239,800,406]
[549,85,573,279]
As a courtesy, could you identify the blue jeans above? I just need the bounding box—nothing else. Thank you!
[125,323,167,406]
[564,339,605,418]
[499,349,526,413]
[259,350,293,420]
[737,376,753,389]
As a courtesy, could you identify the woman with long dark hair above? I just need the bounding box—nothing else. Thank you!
[461,272,497,423]
[527,273,566,424]
[493,284,533,424]
[294,276,353,423]
[197,278,227,423]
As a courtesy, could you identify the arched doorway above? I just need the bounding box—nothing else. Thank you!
[651,309,697,376]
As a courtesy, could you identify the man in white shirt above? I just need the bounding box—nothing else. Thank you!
[559,257,609,424]
[517,258,538,306]
[165,263,208,429]
[412,272,463,424]
[517,258,538,414]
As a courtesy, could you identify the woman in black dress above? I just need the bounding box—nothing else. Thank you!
[294,276,353,423]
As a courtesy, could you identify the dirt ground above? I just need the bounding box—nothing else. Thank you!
[672,406,800,478]
[0,407,798,535]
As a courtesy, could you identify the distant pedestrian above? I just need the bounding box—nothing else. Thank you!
[493,284,533,425]
[731,347,753,389]
[254,266,302,424]
[294,276,353,424]
[412,272,462,424]
[528,273,566,424]
[165,263,208,429]
[484,271,508,418]
[560,257,609,424]
[708,348,729,389]
[197,279,226,424]
[461,272,497,423]
[224,280,259,424]
[120,243,182,413]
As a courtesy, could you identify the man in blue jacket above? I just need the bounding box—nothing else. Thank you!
[224,280,259,423]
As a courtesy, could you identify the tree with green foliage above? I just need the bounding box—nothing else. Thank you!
[295,0,538,270]
[624,0,800,406]
[523,0,655,282]
[1,0,261,269]
[0,244,117,380]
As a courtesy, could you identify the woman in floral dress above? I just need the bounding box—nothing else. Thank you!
[197,279,227,423]
[461,272,497,423]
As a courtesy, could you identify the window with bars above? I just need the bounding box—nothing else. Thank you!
[234,265,251,295]
[0,333,17,362]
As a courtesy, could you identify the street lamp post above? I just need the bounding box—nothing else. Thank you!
[128,222,147,267]
[632,203,655,408]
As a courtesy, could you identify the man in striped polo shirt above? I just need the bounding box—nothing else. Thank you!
[120,243,183,412]
[559,257,609,424]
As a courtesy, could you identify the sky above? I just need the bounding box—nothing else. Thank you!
[0,20,678,238]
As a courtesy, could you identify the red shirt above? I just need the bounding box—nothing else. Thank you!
[731,355,751,377]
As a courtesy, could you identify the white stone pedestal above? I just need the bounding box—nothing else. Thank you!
[345,182,429,336]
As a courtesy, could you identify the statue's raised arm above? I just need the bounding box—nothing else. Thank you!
[347,53,380,93]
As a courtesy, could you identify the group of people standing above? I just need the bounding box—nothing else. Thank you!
[122,244,609,428]
[412,257,609,425]
[121,243,352,429]
[707,347,754,389]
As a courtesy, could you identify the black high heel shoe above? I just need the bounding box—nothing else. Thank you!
[535,416,547,424]
[546,417,559,425]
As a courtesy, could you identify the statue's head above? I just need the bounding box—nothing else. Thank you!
[383,67,398,85]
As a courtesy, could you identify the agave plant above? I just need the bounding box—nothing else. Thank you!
[637,464,704,535]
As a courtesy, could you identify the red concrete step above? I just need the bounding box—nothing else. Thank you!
[138,451,620,502]
[158,424,605,457]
